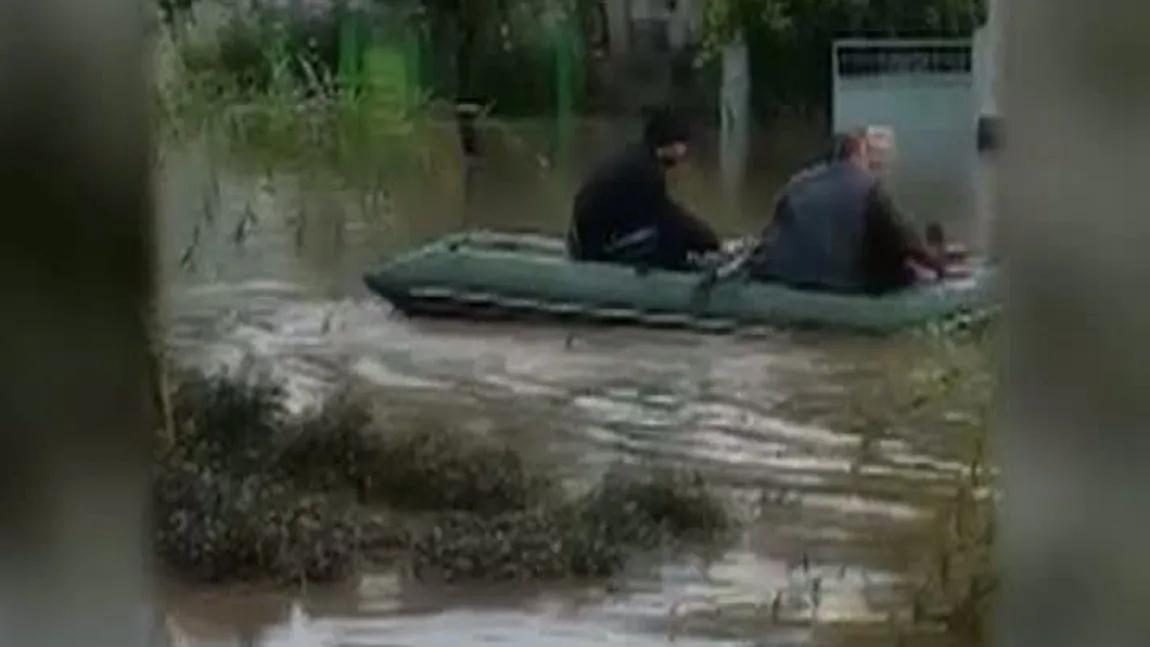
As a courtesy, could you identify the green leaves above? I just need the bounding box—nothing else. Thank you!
[697,0,986,57]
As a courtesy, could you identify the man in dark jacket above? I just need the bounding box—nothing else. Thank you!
[566,107,720,272]
[752,129,945,294]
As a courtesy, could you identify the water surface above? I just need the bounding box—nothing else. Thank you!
[158,124,988,647]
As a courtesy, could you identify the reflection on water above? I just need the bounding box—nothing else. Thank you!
[158,131,989,646]
[165,555,900,646]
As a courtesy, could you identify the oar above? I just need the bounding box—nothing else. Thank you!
[691,236,763,306]
[693,185,788,302]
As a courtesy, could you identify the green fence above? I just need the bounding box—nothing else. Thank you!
[336,11,585,167]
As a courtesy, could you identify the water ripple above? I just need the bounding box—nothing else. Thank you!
[163,282,961,647]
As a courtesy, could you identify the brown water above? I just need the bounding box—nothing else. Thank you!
[156,123,988,647]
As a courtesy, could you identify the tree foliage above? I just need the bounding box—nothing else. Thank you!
[416,0,573,108]
[158,0,988,118]
[701,0,986,49]
[697,0,986,117]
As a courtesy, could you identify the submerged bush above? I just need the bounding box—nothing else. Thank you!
[152,464,360,583]
[352,419,551,514]
[153,365,736,585]
[576,466,734,547]
[409,507,581,581]
[165,368,286,472]
[408,468,734,582]
[154,369,363,583]
[275,390,554,514]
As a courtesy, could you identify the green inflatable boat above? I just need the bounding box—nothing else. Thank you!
[362,230,998,334]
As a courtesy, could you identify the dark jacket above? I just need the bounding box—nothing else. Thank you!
[567,143,716,271]
[754,161,941,294]
[861,183,940,292]
[754,161,875,292]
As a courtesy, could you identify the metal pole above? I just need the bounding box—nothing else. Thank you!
[455,101,482,228]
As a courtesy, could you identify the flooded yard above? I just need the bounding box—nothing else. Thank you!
[155,119,992,647]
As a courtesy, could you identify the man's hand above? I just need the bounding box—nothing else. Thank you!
[911,260,946,282]
[928,250,948,280]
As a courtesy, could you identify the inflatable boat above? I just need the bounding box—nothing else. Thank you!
[362,231,998,334]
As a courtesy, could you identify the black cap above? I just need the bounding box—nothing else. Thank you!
[642,106,690,149]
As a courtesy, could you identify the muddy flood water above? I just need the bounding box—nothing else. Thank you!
[155,128,992,647]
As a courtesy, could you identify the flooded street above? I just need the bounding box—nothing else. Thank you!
[157,130,987,647]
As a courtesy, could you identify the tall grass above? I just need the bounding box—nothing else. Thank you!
[855,322,997,646]
[153,2,464,210]
[915,326,996,646]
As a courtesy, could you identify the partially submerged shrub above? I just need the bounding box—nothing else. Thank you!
[165,368,287,473]
[355,418,550,514]
[407,466,734,583]
[153,366,737,585]
[409,508,580,581]
[273,386,379,495]
[276,392,553,514]
[574,466,734,548]
[154,368,361,583]
[152,463,360,583]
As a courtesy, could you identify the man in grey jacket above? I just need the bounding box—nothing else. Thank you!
[752,129,945,294]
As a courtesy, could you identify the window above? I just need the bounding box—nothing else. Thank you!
[836,43,972,77]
